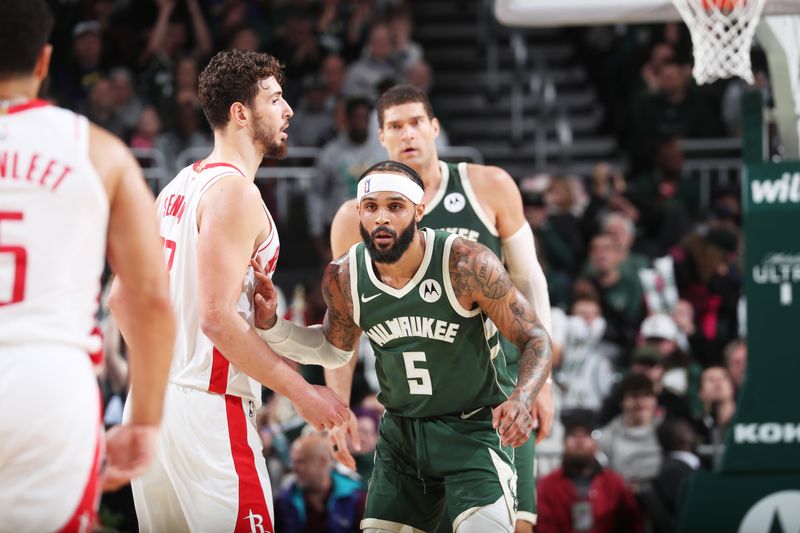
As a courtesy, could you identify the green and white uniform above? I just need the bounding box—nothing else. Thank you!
[352,228,517,532]
[422,161,538,526]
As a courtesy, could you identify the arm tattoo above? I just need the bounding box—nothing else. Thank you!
[449,237,552,408]
[322,257,360,350]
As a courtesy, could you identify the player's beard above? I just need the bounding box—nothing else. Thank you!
[360,218,417,264]
[252,109,288,159]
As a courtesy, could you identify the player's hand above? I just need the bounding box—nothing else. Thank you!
[102,423,159,492]
[530,379,554,443]
[292,385,351,432]
[251,258,278,330]
[328,408,361,469]
[492,399,534,448]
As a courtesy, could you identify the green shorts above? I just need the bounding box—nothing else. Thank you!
[361,409,517,533]
[433,431,536,532]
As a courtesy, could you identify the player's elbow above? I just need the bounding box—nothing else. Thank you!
[199,303,229,341]
[319,347,354,369]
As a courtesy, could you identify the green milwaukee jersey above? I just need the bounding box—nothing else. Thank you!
[421,161,521,377]
[349,228,514,418]
[421,161,502,257]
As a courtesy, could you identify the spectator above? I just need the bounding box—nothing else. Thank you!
[307,97,384,262]
[157,101,210,175]
[352,410,379,482]
[631,136,700,254]
[640,313,690,379]
[83,77,125,138]
[343,0,375,62]
[628,59,723,173]
[602,212,650,278]
[139,0,212,130]
[724,338,747,395]
[597,374,662,488]
[129,105,162,150]
[108,67,144,136]
[587,234,645,353]
[556,295,618,413]
[173,56,200,106]
[342,23,399,100]
[637,42,676,99]
[647,418,700,529]
[538,409,643,533]
[671,211,741,365]
[290,75,337,147]
[316,0,349,55]
[692,367,737,451]
[321,54,346,110]
[272,9,322,91]
[388,5,423,72]
[601,343,693,425]
[581,162,639,243]
[275,432,366,533]
[53,20,106,108]
[225,24,259,51]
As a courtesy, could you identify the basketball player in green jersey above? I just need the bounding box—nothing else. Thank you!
[252,161,552,532]
[326,85,553,532]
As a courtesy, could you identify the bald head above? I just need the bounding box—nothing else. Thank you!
[290,432,333,490]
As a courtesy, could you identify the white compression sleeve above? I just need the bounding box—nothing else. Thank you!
[257,317,353,368]
[501,223,552,336]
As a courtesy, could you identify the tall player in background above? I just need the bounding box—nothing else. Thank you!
[114,49,351,533]
[327,85,554,532]
[0,1,175,531]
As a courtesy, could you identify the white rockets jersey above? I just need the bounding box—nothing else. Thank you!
[0,100,107,353]
[158,161,280,401]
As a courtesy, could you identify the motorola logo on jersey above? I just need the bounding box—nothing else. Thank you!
[420,279,442,303]
[444,192,466,213]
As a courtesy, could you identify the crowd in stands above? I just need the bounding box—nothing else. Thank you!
[50,1,756,531]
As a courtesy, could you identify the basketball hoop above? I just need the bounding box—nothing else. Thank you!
[671,0,767,85]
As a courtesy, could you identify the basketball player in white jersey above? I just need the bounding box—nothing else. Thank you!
[116,49,352,533]
[0,1,176,531]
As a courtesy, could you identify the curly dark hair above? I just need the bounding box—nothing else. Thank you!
[376,84,434,128]
[198,49,285,130]
[358,160,424,190]
[0,0,54,79]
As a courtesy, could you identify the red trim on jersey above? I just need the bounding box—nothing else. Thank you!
[192,160,245,177]
[209,347,230,394]
[225,395,274,533]
[88,325,104,367]
[3,99,50,115]
[57,416,102,533]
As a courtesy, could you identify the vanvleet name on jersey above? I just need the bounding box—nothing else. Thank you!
[366,316,460,347]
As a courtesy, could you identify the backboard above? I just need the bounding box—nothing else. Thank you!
[494,0,800,27]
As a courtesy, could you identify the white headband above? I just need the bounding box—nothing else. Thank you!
[356,173,424,204]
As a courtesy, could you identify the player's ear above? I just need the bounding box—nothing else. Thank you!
[230,102,248,127]
[34,44,52,81]
[431,117,440,139]
[415,202,425,221]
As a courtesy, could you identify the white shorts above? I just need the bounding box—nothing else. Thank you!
[128,384,274,533]
[0,345,102,533]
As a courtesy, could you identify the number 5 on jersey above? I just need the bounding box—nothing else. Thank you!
[403,352,432,395]
[0,212,27,306]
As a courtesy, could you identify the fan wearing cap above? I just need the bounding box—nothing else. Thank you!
[537,410,643,533]
[253,160,553,532]
[600,343,693,425]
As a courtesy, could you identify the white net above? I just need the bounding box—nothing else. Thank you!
[672,0,767,85]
